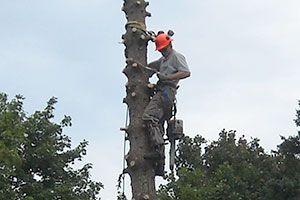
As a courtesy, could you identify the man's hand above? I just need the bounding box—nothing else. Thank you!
[157,72,170,80]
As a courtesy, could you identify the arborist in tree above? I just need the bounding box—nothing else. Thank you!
[142,31,191,176]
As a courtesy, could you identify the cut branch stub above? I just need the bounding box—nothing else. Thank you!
[147,83,154,89]
[122,67,130,77]
[145,11,151,17]
[140,34,146,40]
[130,160,136,167]
[123,97,128,105]
[126,57,134,64]
[131,92,137,97]
[120,127,129,132]
[132,27,137,33]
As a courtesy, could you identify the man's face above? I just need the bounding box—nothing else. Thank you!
[159,45,171,57]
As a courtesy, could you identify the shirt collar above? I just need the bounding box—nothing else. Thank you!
[162,49,175,61]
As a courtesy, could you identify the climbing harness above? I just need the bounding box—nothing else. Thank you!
[163,89,168,103]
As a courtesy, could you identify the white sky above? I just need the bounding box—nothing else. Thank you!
[1,0,300,199]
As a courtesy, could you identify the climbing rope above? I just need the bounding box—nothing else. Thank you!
[125,21,156,41]
[117,106,129,197]
[122,107,129,193]
[172,99,177,120]
[126,21,147,32]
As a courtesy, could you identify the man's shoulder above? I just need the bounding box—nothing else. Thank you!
[171,49,190,72]
[171,50,186,59]
[170,50,187,63]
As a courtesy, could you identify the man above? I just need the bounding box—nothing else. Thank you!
[142,31,191,176]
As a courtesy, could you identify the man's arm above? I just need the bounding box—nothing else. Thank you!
[158,71,191,81]
[168,71,191,80]
[147,59,161,77]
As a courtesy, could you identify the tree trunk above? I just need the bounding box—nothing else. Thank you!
[121,0,157,200]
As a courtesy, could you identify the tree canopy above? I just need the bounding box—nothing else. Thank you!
[158,101,300,200]
[0,93,103,200]
[3,93,300,200]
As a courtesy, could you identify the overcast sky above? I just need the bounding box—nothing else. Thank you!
[1,0,300,199]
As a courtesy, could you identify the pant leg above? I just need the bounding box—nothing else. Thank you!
[142,87,176,146]
[142,86,176,123]
[142,91,165,146]
[142,91,164,124]
[142,87,176,175]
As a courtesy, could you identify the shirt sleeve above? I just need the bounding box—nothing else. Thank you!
[175,53,190,73]
[147,58,161,77]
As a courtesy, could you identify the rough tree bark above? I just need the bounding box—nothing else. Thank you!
[121,0,157,200]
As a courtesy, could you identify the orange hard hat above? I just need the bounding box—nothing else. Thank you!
[155,33,173,51]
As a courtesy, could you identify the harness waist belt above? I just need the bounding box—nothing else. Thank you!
[156,80,177,89]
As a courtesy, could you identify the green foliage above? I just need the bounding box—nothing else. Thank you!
[158,124,300,200]
[263,103,300,200]
[0,93,103,200]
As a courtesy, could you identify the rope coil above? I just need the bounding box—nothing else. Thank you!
[125,21,156,41]
[126,21,147,32]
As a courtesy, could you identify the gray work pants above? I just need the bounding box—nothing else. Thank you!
[142,86,176,147]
